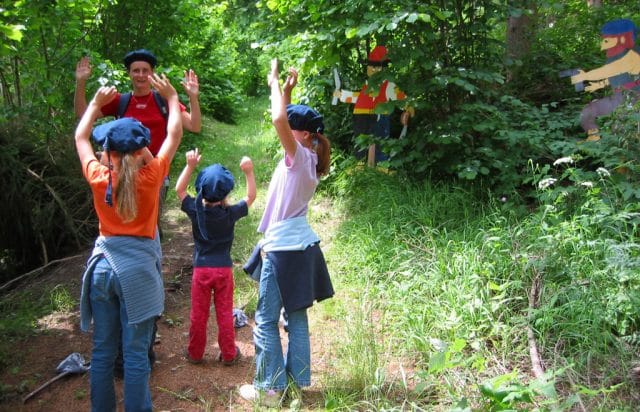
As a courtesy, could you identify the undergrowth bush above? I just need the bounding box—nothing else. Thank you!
[0,111,95,283]
[324,159,639,409]
[527,150,640,370]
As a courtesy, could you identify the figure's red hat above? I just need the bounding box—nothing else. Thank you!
[367,45,390,66]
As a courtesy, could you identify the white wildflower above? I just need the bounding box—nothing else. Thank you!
[538,178,557,189]
[553,156,574,166]
[580,181,594,188]
[596,167,610,177]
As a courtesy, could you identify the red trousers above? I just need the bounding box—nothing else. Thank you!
[187,266,236,361]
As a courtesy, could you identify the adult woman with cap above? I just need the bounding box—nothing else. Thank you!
[239,59,334,407]
[74,49,201,148]
[75,73,182,412]
[175,149,256,365]
[75,49,200,372]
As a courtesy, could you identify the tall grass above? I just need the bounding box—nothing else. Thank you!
[320,161,640,410]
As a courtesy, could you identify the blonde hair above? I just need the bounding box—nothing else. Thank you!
[313,133,331,176]
[115,153,140,222]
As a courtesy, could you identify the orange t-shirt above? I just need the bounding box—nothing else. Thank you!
[83,155,169,239]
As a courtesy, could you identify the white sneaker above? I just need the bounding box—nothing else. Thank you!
[239,384,282,408]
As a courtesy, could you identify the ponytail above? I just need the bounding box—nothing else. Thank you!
[313,133,331,176]
[115,153,140,222]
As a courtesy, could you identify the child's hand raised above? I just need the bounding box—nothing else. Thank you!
[240,156,253,174]
[92,86,117,107]
[283,67,298,94]
[185,148,201,168]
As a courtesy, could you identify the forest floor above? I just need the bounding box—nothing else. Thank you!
[0,202,340,411]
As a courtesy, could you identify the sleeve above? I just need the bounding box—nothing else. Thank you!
[285,140,306,170]
[82,158,105,183]
[152,155,170,178]
[230,200,249,222]
[386,82,406,101]
[180,195,197,219]
[100,93,121,117]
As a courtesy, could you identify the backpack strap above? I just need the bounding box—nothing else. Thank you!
[152,90,169,119]
[116,92,132,119]
[116,91,168,119]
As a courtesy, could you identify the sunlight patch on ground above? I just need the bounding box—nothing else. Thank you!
[37,312,78,333]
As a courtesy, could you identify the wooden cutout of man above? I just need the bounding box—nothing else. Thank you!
[334,46,414,167]
[570,19,640,141]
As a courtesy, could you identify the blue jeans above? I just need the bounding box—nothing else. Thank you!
[89,257,155,412]
[253,256,311,390]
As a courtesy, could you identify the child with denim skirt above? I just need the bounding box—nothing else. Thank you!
[176,149,256,364]
[239,59,334,408]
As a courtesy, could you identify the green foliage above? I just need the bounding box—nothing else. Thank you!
[0,0,265,280]
[527,151,640,358]
[0,111,96,281]
[323,159,637,409]
[477,371,563,411]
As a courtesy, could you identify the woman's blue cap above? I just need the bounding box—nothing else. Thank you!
[92,117,151,153]
[124,49,157,69]
[286,104,324,134]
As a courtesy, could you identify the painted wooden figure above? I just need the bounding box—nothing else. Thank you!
[333,46,414,167]
[569,19,640,141]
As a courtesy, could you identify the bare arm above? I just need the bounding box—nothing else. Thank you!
[75,86,118,166]
[151,74,183,163]
[139,147,154,165]
[175,148,201,201]
[74,56,92,119]
[268,59,297,158]
[180,69,202,133]
[239,156,256,207]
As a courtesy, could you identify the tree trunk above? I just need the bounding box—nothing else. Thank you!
[505,2,537,83]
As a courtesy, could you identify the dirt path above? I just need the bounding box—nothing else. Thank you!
[0,204,335,411]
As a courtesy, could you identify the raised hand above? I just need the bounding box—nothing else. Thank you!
[92,86,117,107]
[240,156,253,174]
[185,148,202,168]
[181,69,199,97]
[283,67,298,94]
[149,73,177,99]
[75,56,92,81]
